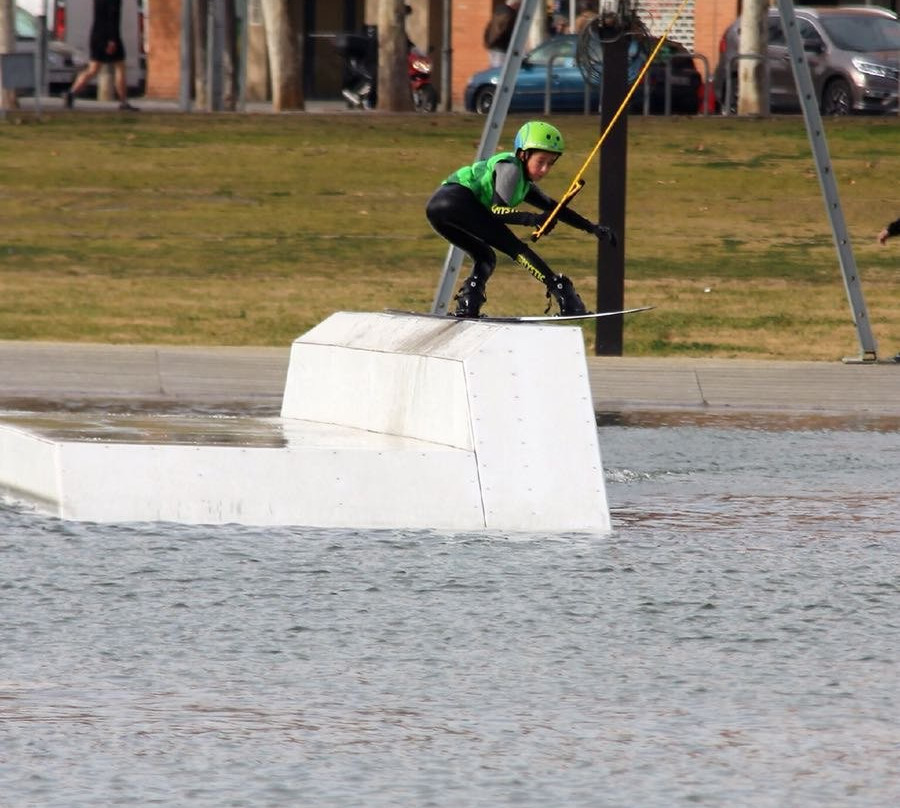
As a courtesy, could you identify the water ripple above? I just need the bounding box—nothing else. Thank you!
[1,423,899,806]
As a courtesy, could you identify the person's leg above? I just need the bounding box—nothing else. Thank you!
[64,61,101,107]
[426,185,502,317]
[459,214,586,315]
[453,258,495,317]
[114,61,137,110]
[507,247,587,316]
[426,184,587,315]
[115,61,127,103]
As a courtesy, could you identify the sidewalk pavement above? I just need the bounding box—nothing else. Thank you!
[9,96,353,116]
[2,340,899,417]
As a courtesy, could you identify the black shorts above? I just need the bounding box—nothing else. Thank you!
[89,34,126,64]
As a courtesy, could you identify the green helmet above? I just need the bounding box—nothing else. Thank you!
[514,121,565,155]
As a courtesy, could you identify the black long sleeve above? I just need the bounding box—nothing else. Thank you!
[524,186,595,233]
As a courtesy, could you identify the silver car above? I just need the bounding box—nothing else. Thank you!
[714,6,900,115]
[14,4,87,95]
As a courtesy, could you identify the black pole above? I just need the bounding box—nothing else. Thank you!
[595,22,629,356]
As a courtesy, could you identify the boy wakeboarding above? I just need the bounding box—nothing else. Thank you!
[425,121,617,318]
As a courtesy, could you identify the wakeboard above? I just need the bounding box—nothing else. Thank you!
[385,306,653,323]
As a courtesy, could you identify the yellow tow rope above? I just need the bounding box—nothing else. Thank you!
[531,0,694,242]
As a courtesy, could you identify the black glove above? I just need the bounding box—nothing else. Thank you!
[536,212,557,236]
[523,212,557,235]
[592,224,618,247]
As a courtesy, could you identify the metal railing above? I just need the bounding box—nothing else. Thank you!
[662,52,710,116]
[540,49,713,116]
[543,52,598,115]
[722,53,771,116]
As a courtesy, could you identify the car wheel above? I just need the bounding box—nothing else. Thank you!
[822,78,852,116]
[473,87,495,115]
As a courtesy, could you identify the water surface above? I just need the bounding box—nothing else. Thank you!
[2,412,898,807]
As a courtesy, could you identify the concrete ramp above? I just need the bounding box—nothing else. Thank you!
[0,312,610,532]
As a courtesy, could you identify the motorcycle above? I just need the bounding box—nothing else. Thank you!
[335,32,438,112]
[335,32,377,110]
[408,47,438,113]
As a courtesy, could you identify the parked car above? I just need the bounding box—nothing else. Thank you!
[713,6,900,115]
[13,3,87,95]
[464,33,702,115]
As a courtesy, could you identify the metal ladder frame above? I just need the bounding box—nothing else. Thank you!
[776,0,877,362]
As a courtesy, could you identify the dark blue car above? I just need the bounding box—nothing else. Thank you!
[464,34,701,115]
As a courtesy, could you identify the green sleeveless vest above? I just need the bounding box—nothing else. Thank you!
[445,152,529,209]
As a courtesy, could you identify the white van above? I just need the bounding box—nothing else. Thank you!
[16,0,145,95]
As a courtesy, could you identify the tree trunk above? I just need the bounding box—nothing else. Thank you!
[0,0,17,110]
[259,0,304,110]
[190,0,239,110]
[737,0,768,116]
[0,0,13,53]
[222,0,238,110]
[376,0,412,111]
[192,0,209,108]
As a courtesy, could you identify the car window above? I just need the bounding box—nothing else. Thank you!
[769,19,785,46]
[798,21,822,46]
[819,14,900,52]
[15,6,39,39]
[527,38,576,67]
[771,17,838,49]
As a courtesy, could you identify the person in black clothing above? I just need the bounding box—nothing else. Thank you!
[484,0,522,67]
[426,121,616,318]
[64,0,137,111]
[877,216,900,362]
[878,216,900,245]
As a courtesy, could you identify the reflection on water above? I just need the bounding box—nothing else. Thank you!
[598,407,900,433]
[0,411,288,448]
[1,411,898,807]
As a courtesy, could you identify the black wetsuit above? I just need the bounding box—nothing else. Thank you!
[425,151,595,286]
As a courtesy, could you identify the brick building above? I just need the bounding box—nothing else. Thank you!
[143,0,816,109]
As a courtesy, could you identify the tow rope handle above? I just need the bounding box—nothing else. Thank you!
[531,179,584,242]
[529,0,692,243]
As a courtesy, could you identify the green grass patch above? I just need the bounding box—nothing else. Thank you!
[1,111,898,359]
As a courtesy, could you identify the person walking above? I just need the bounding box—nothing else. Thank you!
[64,0,138,111]
[425,121,617,318]
[574,0,600,35]
[484,0,521,68]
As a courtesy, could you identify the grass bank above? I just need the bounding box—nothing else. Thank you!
[1,110,897,360]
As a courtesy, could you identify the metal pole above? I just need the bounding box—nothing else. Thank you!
[179,0,193,111]
[440,0,451,112]
[237,0,248,111]
[775,0,877,361]
[34,7,45,115]
[35,0,47,103]
[206,0,225,111]
[594,18,629,356]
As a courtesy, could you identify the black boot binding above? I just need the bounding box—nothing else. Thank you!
[546,275,587,316]
[453,274,488,318]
